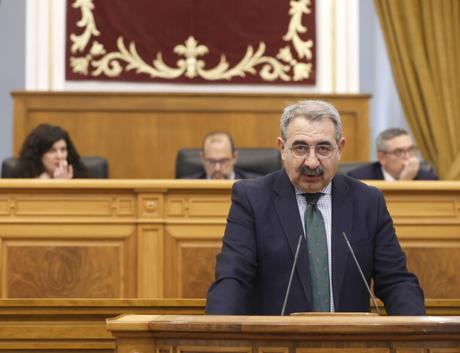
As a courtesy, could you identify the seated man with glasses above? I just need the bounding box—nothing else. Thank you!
[347,128,437,180]
[183,131,259,180]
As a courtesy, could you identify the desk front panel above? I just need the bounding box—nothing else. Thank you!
[0,180,458,302]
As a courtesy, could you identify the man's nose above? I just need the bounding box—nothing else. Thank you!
[214,162,222,171]
[303,149,320,168]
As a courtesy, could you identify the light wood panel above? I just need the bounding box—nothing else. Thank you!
[0,298,458,353]
[11,92,370,178]
[107,314,460,352]
[0,180,459,303]
[0,298,202,353]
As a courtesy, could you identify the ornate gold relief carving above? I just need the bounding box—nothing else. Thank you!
[139,194,164,218]
[69,0,314,82]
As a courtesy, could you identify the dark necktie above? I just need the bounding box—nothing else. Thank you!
[304,192,330,312]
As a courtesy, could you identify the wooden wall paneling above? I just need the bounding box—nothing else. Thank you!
[137,191,165,297]
[0,186,138,298]
[1,180,460,303]
[12,92,371,178]
[1,224,137,298]
[162,188,229,298]
[403,242,460,299]
[0,298,204,352]
[137,226,164,298]
[164,224,224,298]
[378,185,460,300]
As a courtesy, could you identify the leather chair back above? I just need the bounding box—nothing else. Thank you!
[175,148,282,178]
[1,156,109,178]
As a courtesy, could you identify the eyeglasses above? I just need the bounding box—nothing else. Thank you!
[204,158,231,166]
[287,143,337,160]
[381,146,418,158]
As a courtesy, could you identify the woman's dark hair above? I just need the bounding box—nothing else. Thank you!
[13,123,88,178]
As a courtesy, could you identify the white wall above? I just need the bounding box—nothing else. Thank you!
[0,0,26,163]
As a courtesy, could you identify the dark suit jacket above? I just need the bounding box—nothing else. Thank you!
[347,161,438,180]
[182,167,260,180]
[206,169,425,315]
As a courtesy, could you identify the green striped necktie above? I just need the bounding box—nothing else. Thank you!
[304,192,330,312]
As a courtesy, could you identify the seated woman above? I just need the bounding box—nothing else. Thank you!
[13,123,88,179]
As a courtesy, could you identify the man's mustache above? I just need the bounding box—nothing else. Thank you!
[299,165,324,177]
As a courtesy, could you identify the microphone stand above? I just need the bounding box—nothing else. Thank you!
[281,234,303,316]
[342,232,380,315]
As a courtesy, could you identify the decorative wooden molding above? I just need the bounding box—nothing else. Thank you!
[0,180,459,301]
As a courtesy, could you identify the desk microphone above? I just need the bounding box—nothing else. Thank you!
[281,234,303,316]
[341,232,380,315]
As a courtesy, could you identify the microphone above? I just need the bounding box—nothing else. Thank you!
[341,232,380,315]
[281,234,303,316]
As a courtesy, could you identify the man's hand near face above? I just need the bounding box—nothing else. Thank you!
[398,156,420,180]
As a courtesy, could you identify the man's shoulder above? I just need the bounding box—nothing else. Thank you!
[346,162,382,180]
[233,169,284,192]
[415,168,438,180]
[334,173,383,198]
[235,167,262,179]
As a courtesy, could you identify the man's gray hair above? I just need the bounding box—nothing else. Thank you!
[280,100,343,141]
[376,128,409,152]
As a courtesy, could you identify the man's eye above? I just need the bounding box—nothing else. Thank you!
[317,145,332,154]
[294,145,308,153]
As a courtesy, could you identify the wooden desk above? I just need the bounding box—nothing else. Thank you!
[0,180,459,303]
[106,314,460,353]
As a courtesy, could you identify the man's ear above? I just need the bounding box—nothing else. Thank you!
[277,137,286,160]
[233,150,239,161]
[377,151,386,165]
[337,137,346,160]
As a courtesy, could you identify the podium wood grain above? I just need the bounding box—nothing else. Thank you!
[106,314,460,353]
[0,299,458,352]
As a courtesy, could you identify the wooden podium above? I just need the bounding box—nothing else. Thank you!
[106,314,460,353]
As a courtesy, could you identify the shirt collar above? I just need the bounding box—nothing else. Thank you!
[295,181,332,196]
[381,166,396,181]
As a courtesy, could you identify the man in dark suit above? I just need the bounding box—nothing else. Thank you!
[206,100,424,316]
[183,131,258,180]
[347,128,437,180]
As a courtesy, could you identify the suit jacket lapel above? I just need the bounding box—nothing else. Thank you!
[273,170,312,306]
[331,175,353,310]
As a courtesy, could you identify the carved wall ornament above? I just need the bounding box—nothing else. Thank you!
[68,0,315,83]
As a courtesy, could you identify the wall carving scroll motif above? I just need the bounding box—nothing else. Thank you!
[66,0,316,84]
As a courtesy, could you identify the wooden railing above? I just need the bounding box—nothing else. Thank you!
[0,179,459,302]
